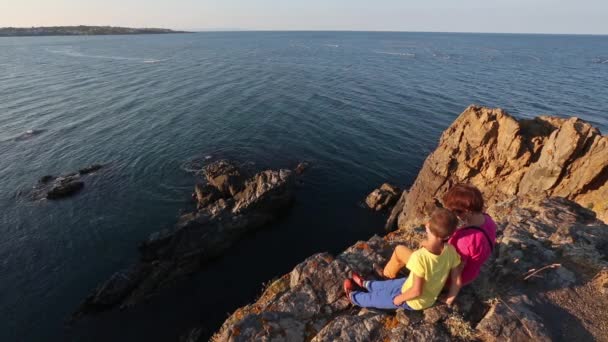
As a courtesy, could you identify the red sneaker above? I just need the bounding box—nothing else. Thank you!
[343,278,357,300]
[352,272,366,289]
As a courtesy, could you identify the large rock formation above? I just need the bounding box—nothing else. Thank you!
[388,105,607,230]
[203,107,608,342]
[73,160,295,318]
[205,197,608,342]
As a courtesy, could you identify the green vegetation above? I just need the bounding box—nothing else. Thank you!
[0,25,188,37]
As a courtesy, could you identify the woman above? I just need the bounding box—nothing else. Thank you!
[443,184,496,293]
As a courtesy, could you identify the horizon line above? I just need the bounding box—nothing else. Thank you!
[2,25,607,36]
[188,29,608,36]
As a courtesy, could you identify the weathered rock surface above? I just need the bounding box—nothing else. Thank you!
[390,105,608,229]
[206,196,608,342]
[193,183,221,208]
[31,164,104,200]
[73,160,295,319]
[203,159,246,197]
[385,190,408,231]
[364,183,401,211]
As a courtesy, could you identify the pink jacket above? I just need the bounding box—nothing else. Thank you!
[447,214,497,285]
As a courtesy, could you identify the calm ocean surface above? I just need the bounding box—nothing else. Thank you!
[1,31,607,341]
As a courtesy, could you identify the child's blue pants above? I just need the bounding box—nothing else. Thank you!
[350,277,413,310]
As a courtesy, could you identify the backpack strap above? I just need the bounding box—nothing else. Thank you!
[460,226,494,252]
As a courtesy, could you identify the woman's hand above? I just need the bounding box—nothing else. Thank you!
[438,294,456,306]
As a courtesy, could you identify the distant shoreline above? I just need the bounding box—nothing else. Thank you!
[0,25,190,37]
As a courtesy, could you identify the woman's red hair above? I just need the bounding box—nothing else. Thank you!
[442,183,484,213]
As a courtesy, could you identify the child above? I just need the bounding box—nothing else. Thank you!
[344,208,461,310]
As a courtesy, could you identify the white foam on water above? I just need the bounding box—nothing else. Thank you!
[324,44,339,48]
[373,50,415,57]
[46,47,163,63]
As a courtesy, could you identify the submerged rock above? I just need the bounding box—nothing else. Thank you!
[30,164,104,200]
[39,175,55,184]
[14,129,46,141]
[46,178,84,199]
[73,161,296,318]
[294,161,310,175]
[78,164,103,175]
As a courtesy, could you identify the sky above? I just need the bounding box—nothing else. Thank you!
[1,0,607,34]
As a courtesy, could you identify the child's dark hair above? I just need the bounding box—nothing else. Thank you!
[429,208,458,239]
[442,183,484,214]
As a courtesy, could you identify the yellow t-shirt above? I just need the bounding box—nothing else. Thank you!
[402,244,461,310]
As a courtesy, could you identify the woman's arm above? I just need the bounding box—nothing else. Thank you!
[393,274,425,305]
[443,262,465,305]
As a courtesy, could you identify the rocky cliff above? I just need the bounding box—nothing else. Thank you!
[202,106,608,342]
[390,105,607,230]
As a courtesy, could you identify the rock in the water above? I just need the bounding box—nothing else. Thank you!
[390,105,608,229]
[30,164,105,200]
[14,129,46,141]
[294,161,310,175]
[46,178,84,199]
[365,183,401,211]
[78,164,103,175]
[74,163,296,318]
[203,160,245,197]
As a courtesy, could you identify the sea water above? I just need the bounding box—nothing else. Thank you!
[1,31,607,341]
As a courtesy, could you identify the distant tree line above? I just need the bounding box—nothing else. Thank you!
[0,26,188,37]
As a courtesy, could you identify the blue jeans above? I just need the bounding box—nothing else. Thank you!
[350,277,414,310]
